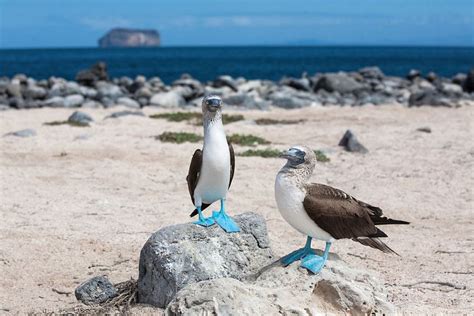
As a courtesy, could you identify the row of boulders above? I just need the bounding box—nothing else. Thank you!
[1,62,473,110]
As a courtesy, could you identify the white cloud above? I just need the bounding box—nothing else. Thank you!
[80,17,132,31]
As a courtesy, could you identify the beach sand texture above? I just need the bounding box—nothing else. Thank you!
[0,104,473,314]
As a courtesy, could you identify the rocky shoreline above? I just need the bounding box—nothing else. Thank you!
[1,62,473,111]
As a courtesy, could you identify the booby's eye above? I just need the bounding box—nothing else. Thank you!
[206,99,221,106]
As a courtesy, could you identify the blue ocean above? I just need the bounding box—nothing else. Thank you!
[1,46,473,83]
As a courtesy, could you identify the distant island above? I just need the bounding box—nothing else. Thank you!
[98,28,160,48]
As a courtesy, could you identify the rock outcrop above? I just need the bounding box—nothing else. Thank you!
[138,212,273,308]
[137,212,395,314]
[98,28,160,48]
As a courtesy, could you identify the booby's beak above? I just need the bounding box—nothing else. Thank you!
[279,149,293,159]
[206,98,222,112]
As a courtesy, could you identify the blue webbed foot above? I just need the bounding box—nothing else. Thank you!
[212,210,240,233]
[280,247,315,266]
[193,216,215,227]
[301,254,327,274]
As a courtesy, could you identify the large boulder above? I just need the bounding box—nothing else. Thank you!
[95,81,123,102]
[138,212,273,308]
[315,73,365,94]
[166,252,394,315]
[149,91,186,107]
[408,91,452,107]
[358,66,385,80]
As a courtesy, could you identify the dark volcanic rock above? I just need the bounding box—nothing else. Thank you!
[358,66,385,80]
[338,130,368,153]
[75,276,117,305]
[138,212,274,308]
[76,62,109,86]
[280,77,312,92]
[408,91,451,107]
[463,69,474,93]
[407,69,421,81]
[315,73,365,94]
[99,28,160,48]
[212,75,239,92]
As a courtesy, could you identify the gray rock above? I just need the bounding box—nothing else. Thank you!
[358,66,385,80]
[105,110,145,119]
[280,77,311,92]
[81,100,103,108]
[407,69,421,80]
[0,104,9,111]
[172,77,205,100]
[166,254,394,315]
[426,71,438,83]
[75,276,117,305]
[96,81,123,101]
[23,85,47,100]
[8,97,26,109]
[441,83,463,96]
[149,91,186,107]
[138,212,274,308]
[223,93,268,110]
[68,111,93,125]
[6,82,22,98]
[64,94,84,108]
[212,75,239,92]
[452,73,467,86]
[338,129,368,153]
[315,73,365,94]
[4,128,36,138]
[116,97,140,108]
[408,91,451,107]
[43,96,66,108]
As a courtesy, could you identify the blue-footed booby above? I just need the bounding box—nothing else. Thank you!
[186,95,240,233]
[275,146,409,273]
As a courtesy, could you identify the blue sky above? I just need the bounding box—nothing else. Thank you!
[1,0,473,48]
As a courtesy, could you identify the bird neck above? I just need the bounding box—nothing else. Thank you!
[203,113,225,139]
[278,163,313,187]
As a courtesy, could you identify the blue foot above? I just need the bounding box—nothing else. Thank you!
[212,210,240,233]
[280,247,314,266]
[301,254,327,274]
[193,216,215,227]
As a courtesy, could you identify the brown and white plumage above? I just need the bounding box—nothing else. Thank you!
[275,145,408,254]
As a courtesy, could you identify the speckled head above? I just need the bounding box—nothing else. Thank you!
[280,145,316,170]
[202,95,223,114]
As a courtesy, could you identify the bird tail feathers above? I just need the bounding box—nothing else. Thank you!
[353,237,399,255]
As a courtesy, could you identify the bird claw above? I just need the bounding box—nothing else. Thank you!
[300,254,327,274]
[212,210,240,233]
[280,247,315,266]
[193,216,215,227]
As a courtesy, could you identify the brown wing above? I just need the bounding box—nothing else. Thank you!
[303,183,407,254]
[228,141,235,189]
[303,183,381,240]
[186,149,202,205]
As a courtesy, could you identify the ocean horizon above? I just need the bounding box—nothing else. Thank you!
[1,46,473,84]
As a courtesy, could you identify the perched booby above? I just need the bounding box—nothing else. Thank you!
[186,95,240,233]
[275,145,409,273]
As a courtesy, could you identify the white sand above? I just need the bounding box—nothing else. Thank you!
[0,104,473,314]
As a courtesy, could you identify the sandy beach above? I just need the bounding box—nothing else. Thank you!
[0,104,473,314]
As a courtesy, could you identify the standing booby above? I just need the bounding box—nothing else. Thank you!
[275,145,408,273]
[186,95,240,233]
